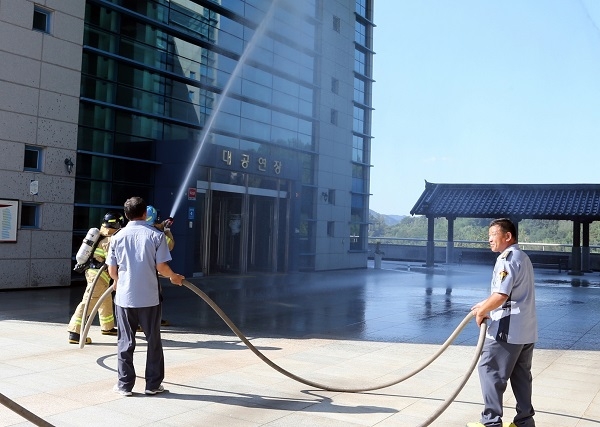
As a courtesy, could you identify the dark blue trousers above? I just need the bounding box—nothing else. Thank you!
[115,304,164,392]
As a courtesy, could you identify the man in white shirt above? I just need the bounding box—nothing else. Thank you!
[106,197,184,396]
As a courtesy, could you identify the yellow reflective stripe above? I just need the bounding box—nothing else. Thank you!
[93,247,106,258]
[100,270,110,282]
[99,314,114,323]
[72,318,82,326]
[166,235,174,250]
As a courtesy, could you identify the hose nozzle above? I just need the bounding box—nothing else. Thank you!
[163,217,174,229]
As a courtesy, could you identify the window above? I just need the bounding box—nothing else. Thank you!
[333,16,341,33]
[355,21,366,45]
[355,0,371,20]
[353,135,366,163]
[350,193,366,250]
[330,109,338,125]
[21,204,40,228]
[354,49,366,75]
[24,146,43,171]
[354,76,366,103]
[331,78,339,94]
[32,6,51,33]
[327,221,335,237]
[352,164,366,193]
[350,223,366,250]
[328,189,335,205]
[353,106,365,133]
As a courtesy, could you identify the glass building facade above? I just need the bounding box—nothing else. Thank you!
[351,0,373,252]
[74,0,375,276]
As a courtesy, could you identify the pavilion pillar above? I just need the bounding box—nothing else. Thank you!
[446,217,455,264]
[582,222,591,272]
[570,221,582,275]
[425,215,435,267]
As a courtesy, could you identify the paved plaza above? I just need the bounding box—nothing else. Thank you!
[1,261,599,426]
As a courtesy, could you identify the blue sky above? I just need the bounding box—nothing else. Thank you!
[370,1,600,215]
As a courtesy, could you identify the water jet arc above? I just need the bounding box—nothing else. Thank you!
[169,1,281,219]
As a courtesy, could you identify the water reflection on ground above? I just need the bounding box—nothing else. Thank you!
[539,277,600,287]
[1,262,599,351]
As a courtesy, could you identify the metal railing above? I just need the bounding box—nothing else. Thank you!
[367,237,600,253]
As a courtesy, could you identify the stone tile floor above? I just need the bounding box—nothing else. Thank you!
[0,262,599,426]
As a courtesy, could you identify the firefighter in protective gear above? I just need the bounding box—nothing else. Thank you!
[146,205,174,250]
[67,212,124,344]
[147,205,174,327]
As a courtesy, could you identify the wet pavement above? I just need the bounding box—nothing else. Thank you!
[1,261,600,426]
[158,261,600,349]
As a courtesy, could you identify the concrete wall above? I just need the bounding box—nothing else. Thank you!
[314,0,369,271]
[368,243,449,264]
[0,0,85,288]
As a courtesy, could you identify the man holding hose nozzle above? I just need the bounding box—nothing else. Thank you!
[467,218,537,427]
[106,196,185,397]
[146,205,174,328]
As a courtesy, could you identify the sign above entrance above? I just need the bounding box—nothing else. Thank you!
[203,144,299,181]
[222,149,282,176]
[188,187,197,201]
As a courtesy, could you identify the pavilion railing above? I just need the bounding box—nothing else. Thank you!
[367,237,600,254]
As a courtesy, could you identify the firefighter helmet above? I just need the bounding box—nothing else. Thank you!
[146,205,158,223]
[102,212,124,229]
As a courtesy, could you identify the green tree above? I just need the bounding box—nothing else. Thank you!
[369,215,600,245]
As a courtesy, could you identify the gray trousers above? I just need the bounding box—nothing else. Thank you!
[478,339,535,427]
[115,304,164,392]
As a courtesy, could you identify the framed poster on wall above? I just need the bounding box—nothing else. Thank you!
[0,199,18,243]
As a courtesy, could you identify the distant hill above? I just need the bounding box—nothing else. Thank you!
[369,210,405,226]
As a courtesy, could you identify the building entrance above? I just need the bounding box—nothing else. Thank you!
[209,191,243,273]
[199,177,289,276]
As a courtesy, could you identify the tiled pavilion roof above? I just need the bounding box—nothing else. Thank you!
[410,182,600,221]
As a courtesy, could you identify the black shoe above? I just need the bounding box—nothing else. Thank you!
[101,328,118,336]
[160,319,170,327]
[68,332,91,344]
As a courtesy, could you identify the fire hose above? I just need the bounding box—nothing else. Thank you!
[0,267,108,427]
[181,280,487,426]
[0,392,54,427]
[80,264,108,344]
[1,279,486,427]
[79,279,486,425]
[183,280,487,427]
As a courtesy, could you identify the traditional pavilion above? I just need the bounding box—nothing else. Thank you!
[411,182,600,274]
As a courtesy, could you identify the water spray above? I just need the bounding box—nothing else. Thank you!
[169,0,281,219]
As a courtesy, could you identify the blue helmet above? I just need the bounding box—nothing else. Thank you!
[146,205,158,223]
